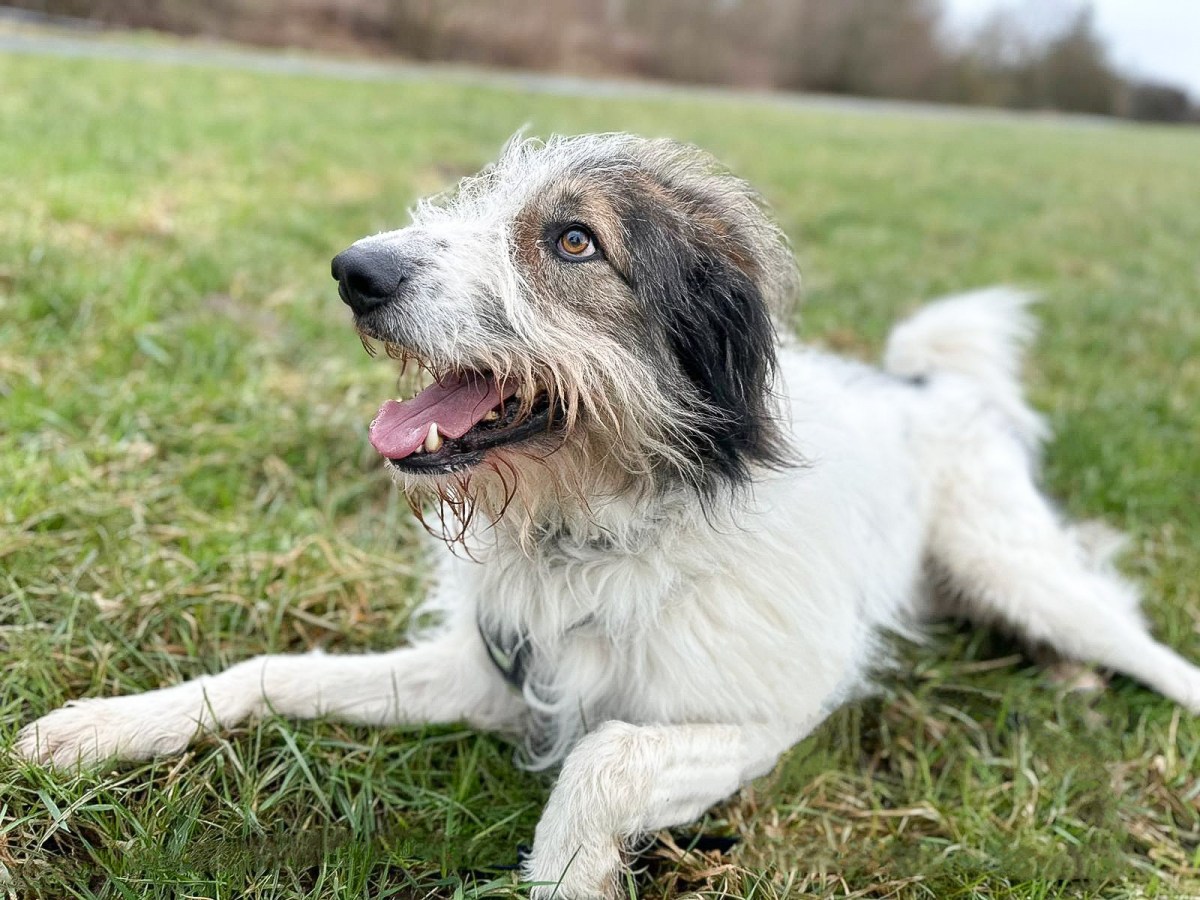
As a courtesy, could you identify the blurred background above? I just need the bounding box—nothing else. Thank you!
[2,0,1200,122]
[6,0,1199,123]
[4,2,1200,898]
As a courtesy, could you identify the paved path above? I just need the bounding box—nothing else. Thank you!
[0,19,1117,129]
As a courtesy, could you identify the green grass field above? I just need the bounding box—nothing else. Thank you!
[2,43,1199,900]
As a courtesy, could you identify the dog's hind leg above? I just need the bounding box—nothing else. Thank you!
[523,720,792,900]
[927,436,1200,712]
[16,618,526,770]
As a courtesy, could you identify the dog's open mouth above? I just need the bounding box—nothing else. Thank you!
[369,370,554,474]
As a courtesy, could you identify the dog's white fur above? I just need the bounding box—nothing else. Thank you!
[18,137,1200,899]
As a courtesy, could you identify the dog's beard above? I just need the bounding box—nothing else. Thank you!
[395,433,642,548]
[358,333,689,518]
[356,339,601,541]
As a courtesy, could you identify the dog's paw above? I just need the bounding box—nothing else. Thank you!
[1180,671,1200,716]
[16,695,199,770]
[523,840,623,899]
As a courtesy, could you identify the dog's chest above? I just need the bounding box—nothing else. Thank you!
[472,517,814,729]
[479,524,680,642]
[465,477,918,736]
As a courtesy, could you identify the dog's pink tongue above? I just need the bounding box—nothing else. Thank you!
[368,373,512,459]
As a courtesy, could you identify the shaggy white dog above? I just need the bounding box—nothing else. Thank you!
[19,134,1200,898]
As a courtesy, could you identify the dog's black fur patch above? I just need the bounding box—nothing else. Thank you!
[621,199,791,492]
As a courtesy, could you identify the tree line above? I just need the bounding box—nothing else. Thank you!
[16,0,1198,122]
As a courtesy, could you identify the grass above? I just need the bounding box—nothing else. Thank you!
[2,38,1199,900]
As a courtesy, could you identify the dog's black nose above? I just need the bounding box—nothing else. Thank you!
[331,244,407,316]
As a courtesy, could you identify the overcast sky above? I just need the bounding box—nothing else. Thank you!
[942,0,1200,96]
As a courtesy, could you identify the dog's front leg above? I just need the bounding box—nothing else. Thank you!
[17,625,525,770]
[523,721,786,899]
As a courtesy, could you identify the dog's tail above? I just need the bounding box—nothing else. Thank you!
[884,286,1046,450]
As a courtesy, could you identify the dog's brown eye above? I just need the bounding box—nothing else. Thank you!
[556,226,596,260]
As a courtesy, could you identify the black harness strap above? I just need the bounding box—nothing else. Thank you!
[476,613,596,691]
[478,621,531,690]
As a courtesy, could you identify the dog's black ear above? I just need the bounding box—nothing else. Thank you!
[624,208,791,490]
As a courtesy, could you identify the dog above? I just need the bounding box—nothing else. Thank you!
[18,133,1200,898]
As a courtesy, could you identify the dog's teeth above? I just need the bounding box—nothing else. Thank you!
[424,423,443,453]
[483,410,500,422]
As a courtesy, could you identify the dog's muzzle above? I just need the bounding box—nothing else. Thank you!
[331,243,564,474]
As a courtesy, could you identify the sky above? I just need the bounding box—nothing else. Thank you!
[941,0,1200,97]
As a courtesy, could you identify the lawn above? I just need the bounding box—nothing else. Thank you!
[2,41,1199,900]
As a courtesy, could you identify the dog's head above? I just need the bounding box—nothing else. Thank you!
[332,133,797,524]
